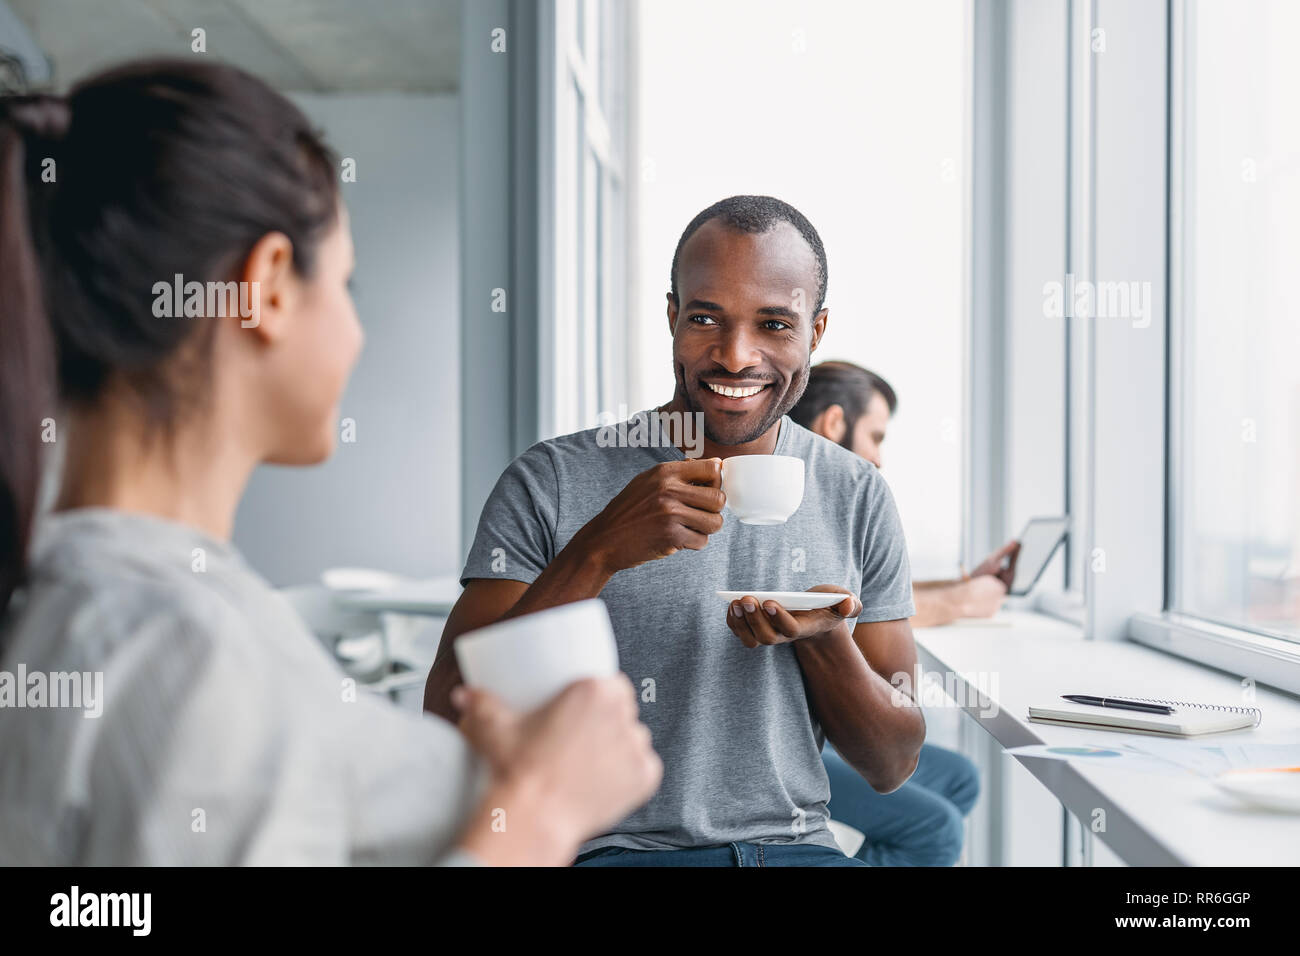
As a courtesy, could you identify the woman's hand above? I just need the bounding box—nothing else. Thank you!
[451,675,662,865]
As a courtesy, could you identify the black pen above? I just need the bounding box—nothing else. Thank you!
[1062,695,1175,715]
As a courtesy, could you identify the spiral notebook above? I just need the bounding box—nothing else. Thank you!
[1028,696,1262,738]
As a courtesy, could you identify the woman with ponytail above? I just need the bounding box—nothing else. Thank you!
[0,61,659,865]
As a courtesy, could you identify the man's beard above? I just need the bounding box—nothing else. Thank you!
[676,359,812,447]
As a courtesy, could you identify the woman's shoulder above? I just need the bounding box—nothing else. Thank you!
[6,509,280,678]
[5,560,267,699]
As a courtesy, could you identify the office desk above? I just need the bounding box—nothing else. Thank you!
[331,576,463,616]
[914,611,1300,866]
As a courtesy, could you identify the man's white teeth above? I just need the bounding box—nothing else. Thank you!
[706,382,765,398]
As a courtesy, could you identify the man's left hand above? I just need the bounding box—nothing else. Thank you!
[726,585,863,648]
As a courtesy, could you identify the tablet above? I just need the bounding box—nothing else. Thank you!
[1009,516,1070,596]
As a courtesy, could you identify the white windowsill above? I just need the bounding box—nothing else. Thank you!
[1129,612,1300,700]
[914,609,1300,866]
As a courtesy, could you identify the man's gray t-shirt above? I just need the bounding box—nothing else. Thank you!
[462,411,914,855]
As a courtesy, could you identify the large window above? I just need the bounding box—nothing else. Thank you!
[543,0,629,438]
[629,0,969,577]
[1171,0,1300,643]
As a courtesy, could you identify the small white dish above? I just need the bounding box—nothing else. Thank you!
[717,590,849,611]
[321,567,407,593]
[1212,768,1300,812]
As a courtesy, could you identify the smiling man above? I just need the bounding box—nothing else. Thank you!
[424,196,925,866]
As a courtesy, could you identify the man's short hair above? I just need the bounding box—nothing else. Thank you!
[669,195,828,314]
[789,361,897,446]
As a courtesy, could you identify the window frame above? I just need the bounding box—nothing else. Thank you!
[539,0,630,439]
[1125,0,1300,694]
[972,0,1300,694]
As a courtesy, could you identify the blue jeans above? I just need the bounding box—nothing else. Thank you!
[574,842,868,867]
[823,742,980,866]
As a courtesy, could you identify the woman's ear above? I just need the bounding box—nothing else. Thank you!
[810,403,847,444]
[238,231,296,343]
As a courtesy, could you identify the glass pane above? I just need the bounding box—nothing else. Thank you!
[599,0,622,149]
[630,0,968,576]
[1177,0,1300,640]
[573,81,588,424]
[595,159,606,413]
[592,0,604,111]
[582,146,600,425]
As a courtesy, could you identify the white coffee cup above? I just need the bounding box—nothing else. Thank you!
[454,598,620,713]
[721,454,805,525]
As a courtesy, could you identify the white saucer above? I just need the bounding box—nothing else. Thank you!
[717,590,848,611]
[1212,768,1300,812]
[321,567,407,592]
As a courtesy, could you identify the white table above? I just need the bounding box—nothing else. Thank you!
[914,611,1300,866]
[329,576,463,616]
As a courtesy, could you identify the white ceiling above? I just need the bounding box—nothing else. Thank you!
[7,0,460,93]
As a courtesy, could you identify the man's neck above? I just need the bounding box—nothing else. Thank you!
[658,392,783,459]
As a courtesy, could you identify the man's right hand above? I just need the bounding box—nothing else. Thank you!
[425,458,724,722]
[575,457,726,574]
[971,539,1020,590]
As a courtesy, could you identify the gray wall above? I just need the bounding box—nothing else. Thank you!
[234,93,461,586]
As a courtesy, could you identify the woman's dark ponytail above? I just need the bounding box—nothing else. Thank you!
[0,62,339,616]
[0,95,67,613]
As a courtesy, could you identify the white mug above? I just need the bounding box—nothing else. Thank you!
[721,454,805,525]
[454,598,620,713]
